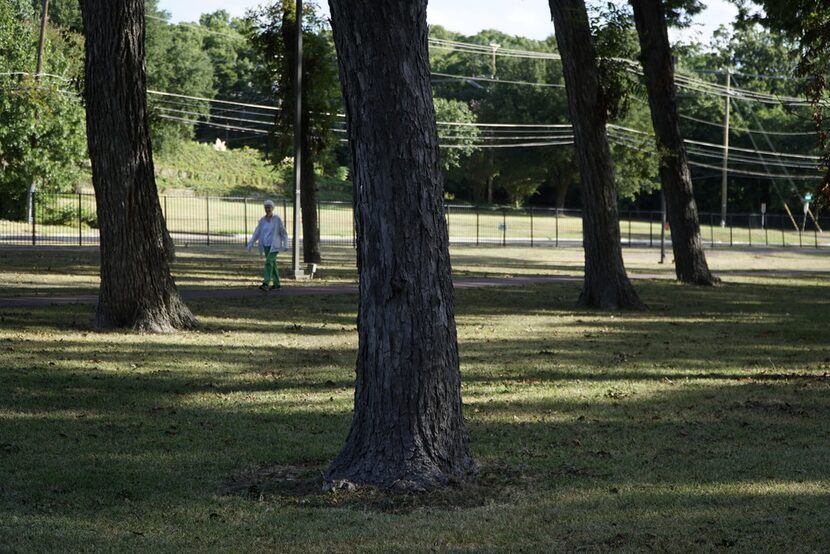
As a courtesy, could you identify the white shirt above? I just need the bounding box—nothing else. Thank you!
[247,214,288,254]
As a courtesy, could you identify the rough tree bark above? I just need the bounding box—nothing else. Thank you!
[630,0,719,285]
[81,0,197,331]
[325,0,474,491]
[548,0,645,309]
[280,2,321,264]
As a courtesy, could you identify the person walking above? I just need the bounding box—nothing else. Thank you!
[247,199,289,290]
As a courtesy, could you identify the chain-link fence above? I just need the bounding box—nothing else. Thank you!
[1,192,828,248]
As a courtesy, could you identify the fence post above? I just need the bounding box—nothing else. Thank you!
[206,196,211,246]
[530,207,534,247]
[781,215,785,247]
[31,190,36,246]
[555,208,559,247]
[502,209,506,246]
[476,207,480,246]
[78,193,82,246]
[163,195,168,222]
[765,218,768,246]
[243,197,248,241]
[815,226,819,249]
[446,204,451,245]
[748,215,752,247]
[649,211,653,247]
[710,212,714,247]
[627,211,632,247]
[729,214,733,247]
[283,198,288,223]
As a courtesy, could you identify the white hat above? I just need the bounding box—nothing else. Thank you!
[263,199,275,208]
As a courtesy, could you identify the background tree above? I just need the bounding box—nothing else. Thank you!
[247,0,341,264]
[433,96,479,173]
[194,11,266,147]
[548,0,644,309]
[30,0,82,32]
[430,29,576,206]
[630,0,718,285]
[0,1,86,219]
[81,0,197,331]
[674,27,813,215]
[325,0,474,490]
[144,4,215,154]
[736,0,830,205]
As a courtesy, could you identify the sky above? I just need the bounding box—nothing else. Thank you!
[157,0,739,45]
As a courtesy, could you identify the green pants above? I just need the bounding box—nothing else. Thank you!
[262,246,280,287]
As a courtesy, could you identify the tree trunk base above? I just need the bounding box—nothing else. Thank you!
[324,456,477,493]
[578,283,647,311]
[677,271,721,287]
[94,297,198,333]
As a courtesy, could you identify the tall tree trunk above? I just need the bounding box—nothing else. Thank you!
[325,0,474,491]
[300,112,321,263]
[548,0,644,309]
[630,0,719,286]
[81,0,197,332]
[281,1,322,265]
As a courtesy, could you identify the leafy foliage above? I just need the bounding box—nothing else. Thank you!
[145,7,215,154]
[0,2,86,219]
[736,0,830,205]
[434,97,479,172]
[246,0,341,169]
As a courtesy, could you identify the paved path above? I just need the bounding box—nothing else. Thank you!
[0,275,587,308]
[2,268,828,309]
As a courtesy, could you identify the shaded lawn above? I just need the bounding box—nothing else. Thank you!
[0,255,829,551]
[3,244,830,299]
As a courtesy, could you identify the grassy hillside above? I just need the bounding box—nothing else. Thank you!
[152,141,281,196]
[150,141,352,201]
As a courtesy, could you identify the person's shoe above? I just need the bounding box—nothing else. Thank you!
[258,284,269,291]
[269,284,280,290]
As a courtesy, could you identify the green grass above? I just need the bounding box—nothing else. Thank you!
[153,142,280,196]
[1,246,829,552]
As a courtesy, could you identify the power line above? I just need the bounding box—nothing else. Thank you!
[431,71,565,88]
[157,114,269,134]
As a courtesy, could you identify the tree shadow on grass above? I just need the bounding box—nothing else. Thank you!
[1,274,829,550]
[0,355,828,550]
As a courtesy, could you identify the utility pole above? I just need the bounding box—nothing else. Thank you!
[35,0,50,79]
[291,0,305,279]
[30,0,50,225]
[489,42,500,79]
[720,68,731,227]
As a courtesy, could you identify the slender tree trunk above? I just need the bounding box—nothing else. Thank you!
[630,0,719,285]
[548,0,644,309]
[281,1,322,265]
[325,0,474,491]
[81,0,197,332]
[300,114,321,263]
[555,182,569,209]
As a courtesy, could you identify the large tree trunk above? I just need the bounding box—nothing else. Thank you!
[630,0,719,286]
[81,0,197,332]
[325,0,474,491]
[548,0,644,309]
[281,1,321,264]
